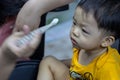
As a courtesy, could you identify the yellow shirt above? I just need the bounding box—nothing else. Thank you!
[70,47,120,80]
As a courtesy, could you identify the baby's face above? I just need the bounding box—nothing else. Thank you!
[70,6,105,50]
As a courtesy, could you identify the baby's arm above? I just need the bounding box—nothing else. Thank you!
[14,0,74,32]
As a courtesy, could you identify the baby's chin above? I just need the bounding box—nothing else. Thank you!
[72,44,80,49]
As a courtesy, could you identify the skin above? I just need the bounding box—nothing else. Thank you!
[37,56,69,80]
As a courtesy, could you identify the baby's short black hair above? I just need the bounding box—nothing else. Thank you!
[0,0,27,26]
[78,0,120,39]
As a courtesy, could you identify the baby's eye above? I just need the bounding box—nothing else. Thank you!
[82,28,89,34]
[73,21,76,25]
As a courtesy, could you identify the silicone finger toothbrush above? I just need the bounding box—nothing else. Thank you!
[16,18,59,47]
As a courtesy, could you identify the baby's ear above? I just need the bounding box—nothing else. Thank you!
[101,36,115,47]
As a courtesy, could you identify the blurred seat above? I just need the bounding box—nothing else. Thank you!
[9,60,40,80]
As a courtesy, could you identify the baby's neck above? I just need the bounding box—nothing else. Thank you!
[78,47,107,65]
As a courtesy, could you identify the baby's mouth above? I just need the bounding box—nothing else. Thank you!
[71,37,77,45]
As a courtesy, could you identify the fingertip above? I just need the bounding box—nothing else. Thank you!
[23,25,30,34]
[23,25,29,30]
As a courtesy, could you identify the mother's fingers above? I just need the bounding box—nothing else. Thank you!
[22,25,31,34]
[11,31,42,58]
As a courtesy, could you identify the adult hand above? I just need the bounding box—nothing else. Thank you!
[1,25,42,59]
